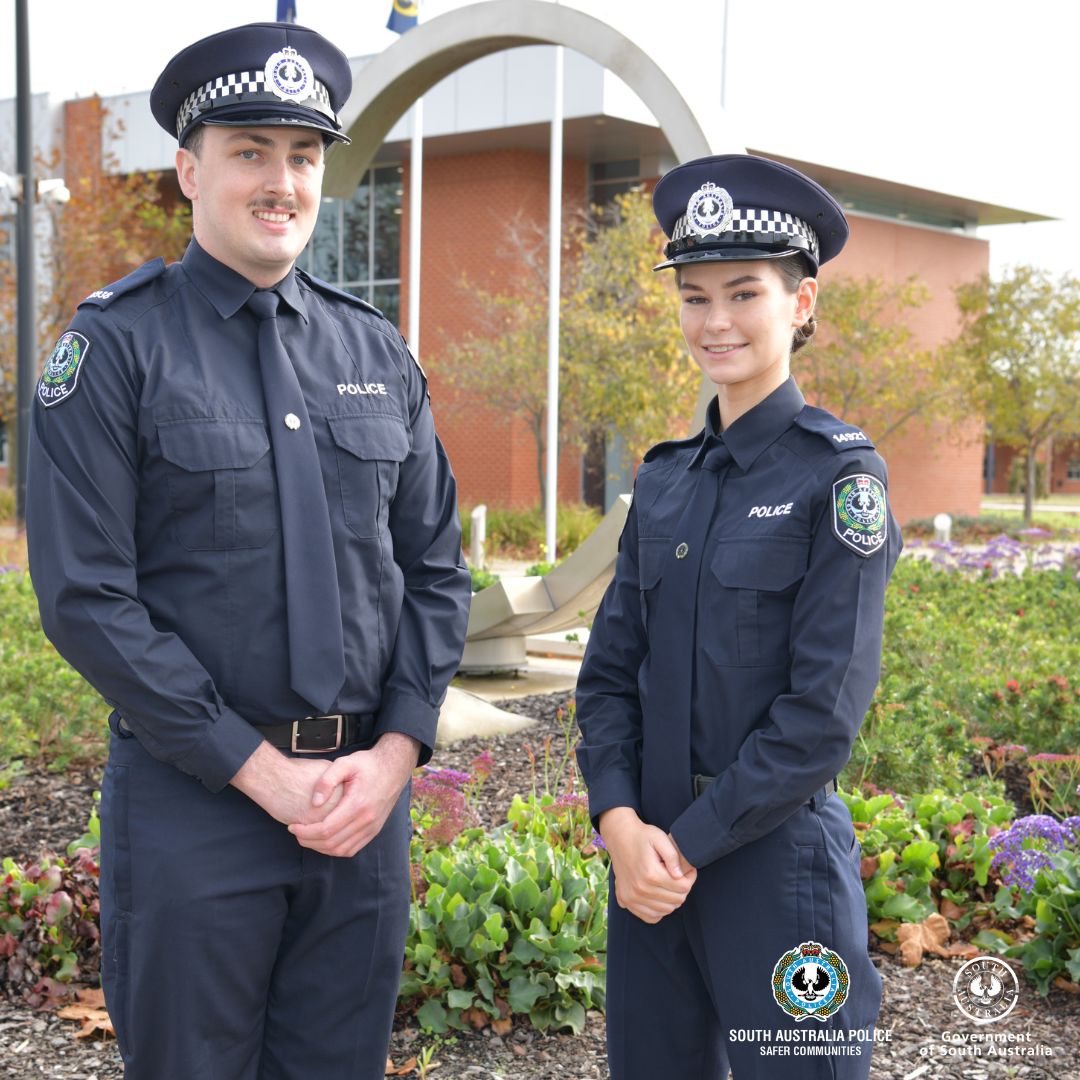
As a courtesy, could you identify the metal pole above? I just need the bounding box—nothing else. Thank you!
[408,99,423,355]
[14,0,35,527]
[544,46,563,563]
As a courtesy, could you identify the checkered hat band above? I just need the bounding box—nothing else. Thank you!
[671,207,819,258]
[176,71,335,137]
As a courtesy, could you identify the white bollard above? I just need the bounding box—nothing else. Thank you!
[470,504,487,569]
[933,512,952,544]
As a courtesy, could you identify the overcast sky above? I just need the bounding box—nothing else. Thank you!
[2,0,1076,277]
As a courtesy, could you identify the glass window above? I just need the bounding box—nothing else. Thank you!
[302,165,402,323]
[1067,458,1080,481]
[0,420,8,467]
[589,159,642,211]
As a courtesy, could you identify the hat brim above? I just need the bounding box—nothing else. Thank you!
[653,247,813,273]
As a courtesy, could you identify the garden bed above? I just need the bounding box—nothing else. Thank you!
[3,693,1080,1077]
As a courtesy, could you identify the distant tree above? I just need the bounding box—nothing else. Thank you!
[954,265,1080,524]
[796,274,964,446]
[0,106,190,491]
[438,189,696,506]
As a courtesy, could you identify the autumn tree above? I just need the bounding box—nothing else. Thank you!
[795,274,964,446]
[954,264,1080,524]
[438,189,697,505]
[0,104,190,490]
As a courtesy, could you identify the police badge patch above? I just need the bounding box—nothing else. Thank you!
[38,331,90,408]
[832,473,887,557]
[772,940,850,1021]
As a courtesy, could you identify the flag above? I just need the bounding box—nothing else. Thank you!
[387,0,418,34]
[277,1,297,22]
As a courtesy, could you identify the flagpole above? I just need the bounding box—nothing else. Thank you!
[545,44,563,563]
[408,98,422,356]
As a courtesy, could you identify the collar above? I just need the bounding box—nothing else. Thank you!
[689,377,805,472]
[181,238,308,323]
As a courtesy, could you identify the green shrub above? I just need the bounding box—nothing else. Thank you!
[459,504,602,560]
[469,566,500,593]
[0,798,101,1007]
[0,571,106,766]
[0,483,14,523]
[402,824,607,1035]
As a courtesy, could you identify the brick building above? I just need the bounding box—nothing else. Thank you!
[1,46,1049,523]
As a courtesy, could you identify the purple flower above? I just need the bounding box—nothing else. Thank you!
[988,814,1080,890]
[419,766,471,789]
[590,830,607,852]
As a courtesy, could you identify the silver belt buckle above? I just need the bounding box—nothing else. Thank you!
[291,713,344,753]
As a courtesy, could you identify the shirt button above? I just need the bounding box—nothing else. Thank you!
[284,413,301,430]
[675,542,689,559]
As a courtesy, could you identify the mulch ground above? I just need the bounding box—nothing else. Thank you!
[1,693,1078,1079]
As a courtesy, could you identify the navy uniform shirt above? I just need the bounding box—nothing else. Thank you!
[27,239,471,793]
[576,376,901,868]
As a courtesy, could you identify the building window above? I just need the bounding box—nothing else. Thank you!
[589,160,643,212]
[0,420,8,468]
[1067,458,1080,481]
[302,165,402,326]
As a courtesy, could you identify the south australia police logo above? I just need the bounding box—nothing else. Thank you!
[38,331,90,408]
[832,473,887,557]
[264,46,315,103]
[772,941,849,1021]
[686,181,733,238]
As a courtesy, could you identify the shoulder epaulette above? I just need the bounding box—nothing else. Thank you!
[793,405,876,452]
[296,268,383,317]
[643,424,707,463]
[77,258,168,308]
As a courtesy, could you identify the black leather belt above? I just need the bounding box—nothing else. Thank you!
[258,714,375,754]
[693,774,837,807]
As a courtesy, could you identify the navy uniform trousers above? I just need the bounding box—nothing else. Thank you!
[605,795,880,1080]
[99,721,412,1079]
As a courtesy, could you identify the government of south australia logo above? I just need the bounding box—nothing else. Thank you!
[264,46,315,102]
[952,956,1019,1024]
[38,331,90,408]
[832,473,887,557]
[772,941,849,1021]
[686,181,733,238]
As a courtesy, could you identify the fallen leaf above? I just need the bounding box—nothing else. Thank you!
[869,919,898,940]
[860,855,879,881]
[940,899,966,921]
[947,943,981,960]
[450,964,467,989]
[57,1004,114,1041]
[876,942,898,955]
[385,1057,417,1076]
[491,1017,512,1036]
[1053,977,1080,994]
[466,1006,488,1030]
[896,913,951,967]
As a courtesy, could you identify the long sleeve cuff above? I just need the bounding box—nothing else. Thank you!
[172,707,266,794]
[375,689,439,766]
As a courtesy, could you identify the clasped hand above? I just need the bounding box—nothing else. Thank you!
[599,807,697,924]
[231,734,419,858]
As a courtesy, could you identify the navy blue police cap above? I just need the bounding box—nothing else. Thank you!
[151,22,352,147]
[652,154,848,273]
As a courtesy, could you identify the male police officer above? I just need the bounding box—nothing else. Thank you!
[26,22,471,1080]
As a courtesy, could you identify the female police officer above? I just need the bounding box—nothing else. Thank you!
[575,155,901,1079]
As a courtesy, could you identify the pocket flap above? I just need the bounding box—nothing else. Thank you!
[711,539,808,591]
[158,418,269,472]
[328,413,410,463]
[637,539,669,590]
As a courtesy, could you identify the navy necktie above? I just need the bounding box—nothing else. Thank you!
[641,440,732,830]
[246,288,345,713]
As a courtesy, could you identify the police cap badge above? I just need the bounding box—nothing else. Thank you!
[151,22,353,147]
[652,154,848,272]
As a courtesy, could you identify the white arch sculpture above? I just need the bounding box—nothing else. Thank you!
[324,1,743,673]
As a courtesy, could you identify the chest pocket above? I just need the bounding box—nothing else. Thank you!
[328,413,411,538]
[157,418,276,551]
[705,539,809,666]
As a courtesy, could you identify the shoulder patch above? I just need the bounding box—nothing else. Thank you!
[643,424,707,463]
[38,331,91,408]
[78,258,167,308]
[794,405,875,452]
[832,473,888,557]
[296,268,384,317]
